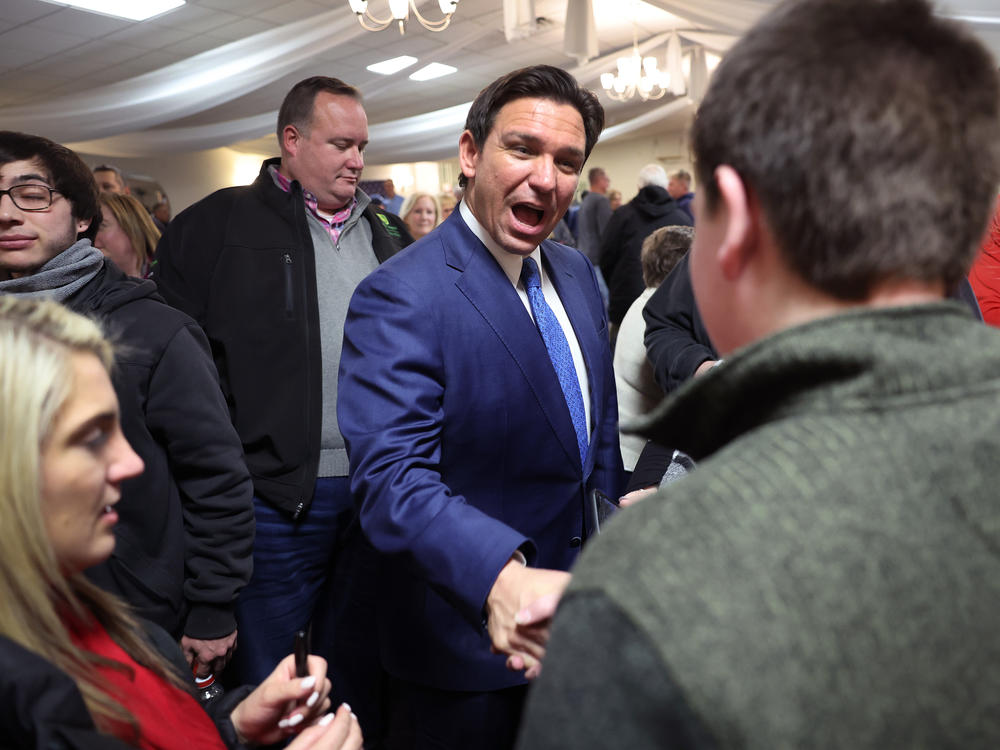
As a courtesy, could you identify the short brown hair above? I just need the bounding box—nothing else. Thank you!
[641,226,694,287]
[277,76,362,139]
[692,0,1000,298]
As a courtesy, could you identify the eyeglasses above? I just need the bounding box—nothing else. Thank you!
[0,184,61,212]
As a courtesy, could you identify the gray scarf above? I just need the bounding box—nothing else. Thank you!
[0,239,104,302]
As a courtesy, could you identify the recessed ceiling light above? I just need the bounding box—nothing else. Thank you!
[367,56,419,76]
[409,63,457,82]
[39,0,185,21]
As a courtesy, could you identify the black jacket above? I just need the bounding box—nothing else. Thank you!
[0,624,252,750]
[153,158,411,518]
[599,185,692,327]
[70,261,254,641]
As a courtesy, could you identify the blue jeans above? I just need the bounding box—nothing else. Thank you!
[232,477,355,685]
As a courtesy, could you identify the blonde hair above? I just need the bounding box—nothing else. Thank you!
[437,192,457,212]
[98,193,161,274]
[400,192,441,227]
[0,296,182,741]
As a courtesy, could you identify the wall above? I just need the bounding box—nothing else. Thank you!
[76,125,690,216]
[78,145,275,215]
[585,127,693,203]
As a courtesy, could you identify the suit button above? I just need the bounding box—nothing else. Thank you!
[569,536,582,548]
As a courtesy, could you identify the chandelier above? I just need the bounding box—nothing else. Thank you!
[601,29,685,102]
[347,0,459,34]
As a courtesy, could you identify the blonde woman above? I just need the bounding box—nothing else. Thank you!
[0,296,361,750]
[437,192,457,221]
[399,192,440,241]
[95,193,160,278]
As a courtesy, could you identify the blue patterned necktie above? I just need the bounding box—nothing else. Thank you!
[521,256,589,464]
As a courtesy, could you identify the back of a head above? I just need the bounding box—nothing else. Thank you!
[0,131,102,242]
[276,76,362,141]
[641,225,695,287]
[692,0,1000,298]
[637,163,668,189]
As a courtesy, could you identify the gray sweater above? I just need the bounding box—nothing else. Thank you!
[519,303,1000,749]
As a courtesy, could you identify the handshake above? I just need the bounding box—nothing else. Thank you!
[485,557,572,680]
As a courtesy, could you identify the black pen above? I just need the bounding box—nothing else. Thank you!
[294,629,309,678]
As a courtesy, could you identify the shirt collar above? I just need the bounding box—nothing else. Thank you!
[459,199,543,288]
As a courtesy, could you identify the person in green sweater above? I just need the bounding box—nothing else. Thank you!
[517,0,1000,748]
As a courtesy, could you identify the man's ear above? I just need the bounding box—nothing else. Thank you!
[714,164,757,281]
[76,216,91,236]
[458,130,479,184]
[281,125,301,157]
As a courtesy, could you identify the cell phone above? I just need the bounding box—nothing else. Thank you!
[294,628,310,678]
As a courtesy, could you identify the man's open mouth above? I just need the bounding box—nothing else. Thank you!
[512,204,544,227]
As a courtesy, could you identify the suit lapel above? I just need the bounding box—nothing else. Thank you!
[446,216,582,469]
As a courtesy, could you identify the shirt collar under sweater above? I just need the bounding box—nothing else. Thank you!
[269,164,366,245]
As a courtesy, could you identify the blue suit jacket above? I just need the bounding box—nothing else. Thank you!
[338,210,623,691]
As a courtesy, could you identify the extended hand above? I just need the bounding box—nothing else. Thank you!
[229,654,333,746]
[182,630,237,677]
[486,559,570,678]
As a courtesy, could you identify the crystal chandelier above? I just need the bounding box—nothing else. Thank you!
[347,0,459,34]
[601,29,685,102]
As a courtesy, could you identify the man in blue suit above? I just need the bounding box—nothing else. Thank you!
[338,65,624,749]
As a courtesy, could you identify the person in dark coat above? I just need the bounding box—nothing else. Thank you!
[598,163,692,330]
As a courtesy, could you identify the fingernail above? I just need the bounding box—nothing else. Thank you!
[340,702,352,713]
[278,719,290,729]
[515,611,527,625]
[287,713,304,727]
[300,675,316,691]
[351,712,358,721]
[319,712,335,727]
[307,690,319,707]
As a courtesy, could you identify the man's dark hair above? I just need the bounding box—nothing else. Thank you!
[0,131,101,241]
[588,167,606,185]
[641,225,694,288]
[692,0,1000,298]
[459,65,604,188]
[93,163,127,190]
[277,76,362,140]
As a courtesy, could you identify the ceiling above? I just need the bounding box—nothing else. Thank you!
[1,0,999,165]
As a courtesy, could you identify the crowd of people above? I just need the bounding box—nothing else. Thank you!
[3,0,1000,748]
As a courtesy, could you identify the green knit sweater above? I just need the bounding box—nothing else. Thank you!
[519,303,1000,750]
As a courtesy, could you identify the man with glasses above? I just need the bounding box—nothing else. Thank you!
[0,131,254,681]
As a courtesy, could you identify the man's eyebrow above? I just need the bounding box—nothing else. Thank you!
[10,172,52,185]
[503,132,585,160]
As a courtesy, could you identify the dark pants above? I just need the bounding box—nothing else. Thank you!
[231,477,355,685]
[385,678,528,750]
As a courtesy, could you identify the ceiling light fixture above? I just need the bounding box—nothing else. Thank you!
[39,0,185,21]
[347,0,459,34]
[408,62,457,81]
[367,55,419,75]
[600,27,686,103]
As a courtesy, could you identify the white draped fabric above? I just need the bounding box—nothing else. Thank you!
[2,0,992,162]
[8,10,364,143]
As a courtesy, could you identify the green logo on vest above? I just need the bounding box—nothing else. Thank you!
[376,212,401,239]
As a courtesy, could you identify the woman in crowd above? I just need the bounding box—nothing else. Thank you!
[399,192,440,241]
[0,296,361,750]
[94,193,159,278]
[438,192,457,221]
